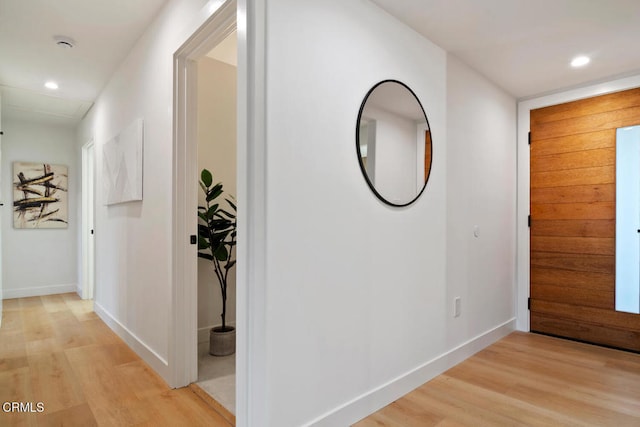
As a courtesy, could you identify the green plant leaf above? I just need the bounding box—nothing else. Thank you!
[218,209,235,219]
[214,245,228,261]
[210,219,230,228]
[197,224,211,239]
[196,170,238,332]
[207,187,223,202]
[206,204,218,219]
[198,236,210,250]
[201,169,213,187]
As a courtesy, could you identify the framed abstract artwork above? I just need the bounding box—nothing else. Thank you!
[103,118,144,205]
[13,162,69,229]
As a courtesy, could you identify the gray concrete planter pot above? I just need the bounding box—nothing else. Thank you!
[209,326,236,356]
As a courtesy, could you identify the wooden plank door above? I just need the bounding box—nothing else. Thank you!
[530,87,640,352]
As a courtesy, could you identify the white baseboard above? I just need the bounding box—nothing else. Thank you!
[3,283,77,299]
[308,318,516,427]
[198,321,237,343]
[94,301,170,383]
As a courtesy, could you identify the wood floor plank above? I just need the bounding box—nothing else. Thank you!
[0,367,35,408]
[0,294,233,427]
[37,403,98,427]
[0,330,27,360]
[0,310,24,332]
[21,307,55,343]
[3,298,21,312]
[27,351,86,414]
[137,388,232,427]
[40,294,70,314]
[64,297,99,322]
[357,332,640,426]
[472,349,640,414]
[114,361,168,400]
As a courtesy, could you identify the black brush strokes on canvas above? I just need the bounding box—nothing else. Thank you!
[14,163,68,226]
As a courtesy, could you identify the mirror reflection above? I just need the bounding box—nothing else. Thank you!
[356,80,432,207]
[616,125,640,314]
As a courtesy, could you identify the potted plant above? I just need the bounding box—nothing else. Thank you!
[197,168,237,356]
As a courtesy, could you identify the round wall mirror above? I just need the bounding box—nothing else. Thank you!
[356,80,432,207]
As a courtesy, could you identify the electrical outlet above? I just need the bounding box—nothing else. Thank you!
[454,297,461,317]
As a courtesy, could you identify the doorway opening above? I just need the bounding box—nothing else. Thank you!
[81,139,95,301]
[194,28,238,414]
[171,0,238,419]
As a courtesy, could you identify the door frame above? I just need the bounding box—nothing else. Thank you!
[171,0,268,424]
[516,74,640,332]
[81,139,96,300]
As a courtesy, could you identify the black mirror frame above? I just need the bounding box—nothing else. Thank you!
[356,79,433,207]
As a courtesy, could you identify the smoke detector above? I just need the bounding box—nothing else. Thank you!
[54,36,75,49]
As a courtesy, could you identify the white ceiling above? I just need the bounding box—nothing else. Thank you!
[370,0,640,98]
[0,0,167,126]
[2,0,640,127]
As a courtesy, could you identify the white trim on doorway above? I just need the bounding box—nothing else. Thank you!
[171,1,268,425]
[516,73,640,332]
[81,139,96,300]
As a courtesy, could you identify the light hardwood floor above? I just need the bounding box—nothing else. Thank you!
[0,293,231,426]
[355,331,640,426]
[5,295,640,426]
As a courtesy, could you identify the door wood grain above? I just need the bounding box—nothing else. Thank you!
[530,87,640,352]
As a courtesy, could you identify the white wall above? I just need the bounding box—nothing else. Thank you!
[261,1,515,425]
[2,119,79,298]
[71,0,517,422]
[76,0,212,380]
[197,56,237,340]
[445,54,516,346]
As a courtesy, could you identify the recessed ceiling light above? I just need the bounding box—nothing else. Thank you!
[53,35,75,49]
[571,56,590,68]
[45,81,59,90]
